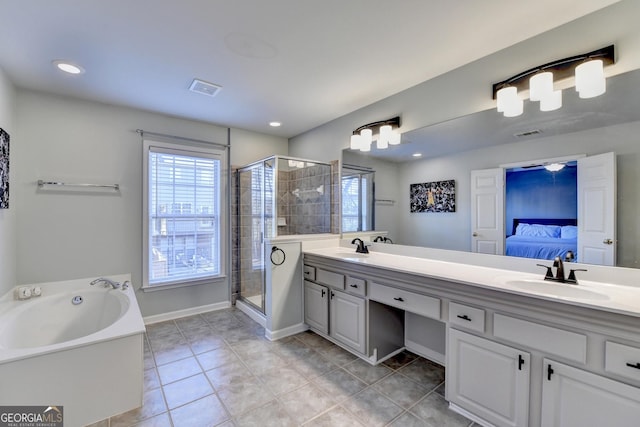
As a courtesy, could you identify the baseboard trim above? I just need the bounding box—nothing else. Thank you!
[266,323,308,341]
[235,299,266,327]
[449,403,493,427]
[143,301,231,325]
[405,339,446,367]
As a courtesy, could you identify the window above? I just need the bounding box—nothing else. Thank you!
[341,170,374,232]
[143,140,226,289]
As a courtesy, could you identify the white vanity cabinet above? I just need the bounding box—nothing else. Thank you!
[448,329,530,427]
[329,288,366,354]
[302,249,640,427]
[541,359,640,427]
[303,267,367,355]
[303,280,329,334]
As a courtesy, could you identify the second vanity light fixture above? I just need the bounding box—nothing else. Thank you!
[493,45,615,118]
[350,116,401,152]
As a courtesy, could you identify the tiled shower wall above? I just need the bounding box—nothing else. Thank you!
[231,160,339,303]
[277,163,332,236]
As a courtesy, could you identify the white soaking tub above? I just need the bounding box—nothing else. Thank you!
[0,274,145,427]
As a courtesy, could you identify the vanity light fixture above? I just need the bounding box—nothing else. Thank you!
[492,45,614,117]
[350,116,401,152]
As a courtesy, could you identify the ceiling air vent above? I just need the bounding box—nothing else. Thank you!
[189,79,222,97]
[514,129,542,138]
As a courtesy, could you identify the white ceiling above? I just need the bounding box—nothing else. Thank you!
[0,0,620,138]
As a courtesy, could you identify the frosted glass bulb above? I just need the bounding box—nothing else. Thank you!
[497,87,523,117]
[529,72,554,102]
[575,59,605,98]
[389,131,401,145]
[350,134,362,150]
[540,90,562,112]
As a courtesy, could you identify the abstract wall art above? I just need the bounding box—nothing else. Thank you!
[0,128,8,209]
[410,179,455,213]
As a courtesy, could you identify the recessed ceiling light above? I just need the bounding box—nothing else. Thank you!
[412,153,422,158]
[269,122,282,127]
[52,60,84,75]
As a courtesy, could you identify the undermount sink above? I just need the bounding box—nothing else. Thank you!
[504,279,609,300]
[336,251,370,259]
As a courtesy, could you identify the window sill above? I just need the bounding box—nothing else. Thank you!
[141,275,227,292]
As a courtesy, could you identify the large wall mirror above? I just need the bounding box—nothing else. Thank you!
[341,68,640,268]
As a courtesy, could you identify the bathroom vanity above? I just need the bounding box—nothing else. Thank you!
[302,246,640,427]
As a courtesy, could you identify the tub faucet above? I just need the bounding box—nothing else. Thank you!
[351,238,369,254]
[90,277,121,289]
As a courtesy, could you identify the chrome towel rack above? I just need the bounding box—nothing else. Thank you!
[37,180,120,191]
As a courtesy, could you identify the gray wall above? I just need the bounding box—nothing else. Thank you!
[396,121,640,268]
[289,0,640,268]
[290,0,640,160]
[0,67,16,296]
[14,90,287,316]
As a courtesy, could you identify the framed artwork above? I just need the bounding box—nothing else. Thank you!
[0,128,8,209]
[410,180,455,213]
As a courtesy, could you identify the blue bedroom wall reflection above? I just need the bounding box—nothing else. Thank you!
[505,163,577,236]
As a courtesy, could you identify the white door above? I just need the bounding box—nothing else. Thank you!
[330,289,366,354]
[448,329,530,427]
[577,152,616,265]
[542,359,640,427]
[304,281,329,334]
[470,168,504,254]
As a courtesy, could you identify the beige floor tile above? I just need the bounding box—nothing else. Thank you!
[162,373,214,410]
[279,383,337,425]
[157,356,203,385]
[372,372,429,408]
[410,393,472,427]
[342,388,403,427]
[303,405,365,427]
[170,394,230,427]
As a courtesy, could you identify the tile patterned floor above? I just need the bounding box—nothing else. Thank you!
[88,308,477,427]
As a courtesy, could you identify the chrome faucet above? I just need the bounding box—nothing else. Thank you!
[90,277,121,289]
[351,238,369,254]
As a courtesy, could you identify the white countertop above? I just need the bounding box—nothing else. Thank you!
[304,247,640,318]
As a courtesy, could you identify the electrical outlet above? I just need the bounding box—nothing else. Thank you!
[15,286,32,300]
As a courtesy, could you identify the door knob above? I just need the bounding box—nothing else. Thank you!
[472,232,478,237]
[603,238,614,245]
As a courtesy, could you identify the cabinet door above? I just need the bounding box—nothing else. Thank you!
[542,359,640,427]
[330,289,366,354]
[448,329,530,427]
[304,280,328,334]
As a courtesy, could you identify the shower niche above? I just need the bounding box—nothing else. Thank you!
[235,156,333,314]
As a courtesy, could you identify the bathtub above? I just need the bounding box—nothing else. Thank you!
[0,274,145,427]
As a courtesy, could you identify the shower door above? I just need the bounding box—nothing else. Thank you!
[237,159,275,313]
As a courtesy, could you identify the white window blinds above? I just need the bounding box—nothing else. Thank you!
[144,143,223,288]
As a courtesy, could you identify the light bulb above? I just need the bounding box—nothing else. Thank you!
[576,59,605,98]
[540,90,562,112]
[350,134,362,150]
[529,72,554,102]
[497,87,523,117]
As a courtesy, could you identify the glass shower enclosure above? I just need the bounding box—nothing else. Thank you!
[236,156,332,313]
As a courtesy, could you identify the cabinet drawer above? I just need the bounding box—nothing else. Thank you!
[303,265,316,281]
[605,341,640,383]
[494,313,587,364]
[316,268,345,290]
[345,276,366,297]
[369,282,440,319]
[449,302,485,333]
